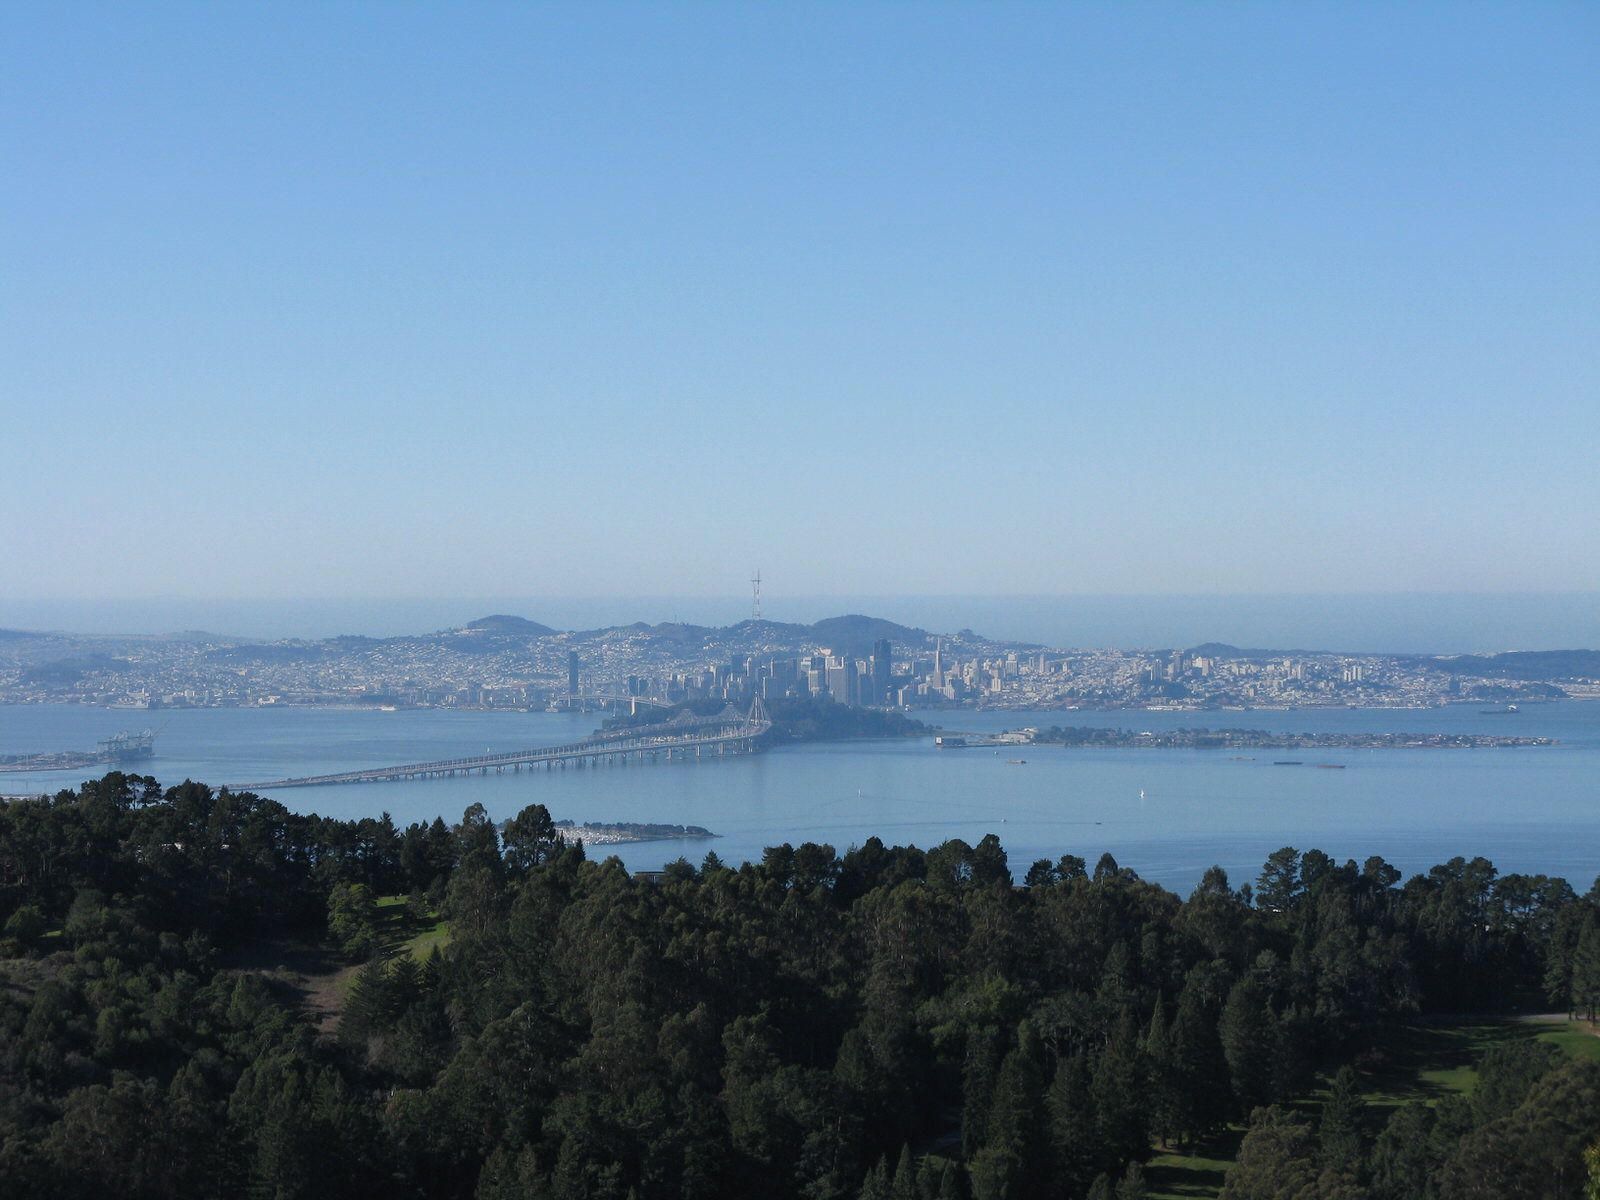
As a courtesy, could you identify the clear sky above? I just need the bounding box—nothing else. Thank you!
[4,2,1597,602]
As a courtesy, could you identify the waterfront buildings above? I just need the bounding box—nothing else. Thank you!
[0,618,1584,714]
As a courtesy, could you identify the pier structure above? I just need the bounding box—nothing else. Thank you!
[235,699,771,790]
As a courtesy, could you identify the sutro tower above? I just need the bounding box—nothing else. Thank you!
[750,568,762,620]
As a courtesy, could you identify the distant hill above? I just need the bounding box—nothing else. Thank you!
[581,615,943,652]
[807,614,931,652]
[464,615,558,637]
[1186,642,1328,659]
[1423,649,1600,681]
[20,653,126,683]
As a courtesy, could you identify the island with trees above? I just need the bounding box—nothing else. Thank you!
[602,696,931,745]
[0,773,1597,1198]
[1024,725,1555,751]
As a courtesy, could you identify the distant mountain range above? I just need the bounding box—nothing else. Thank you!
[0,613,1005,668]
[5,621,1594,673]
[453,612,950,655]
[1415,649,1600,681]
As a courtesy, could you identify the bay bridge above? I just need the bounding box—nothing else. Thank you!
[546,694,674,715]
[236,699,771,791]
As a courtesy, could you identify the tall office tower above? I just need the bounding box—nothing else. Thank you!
[826,655,857,706]
[871,639,892,705]
[568,651,580,696]
[933,638,943,686]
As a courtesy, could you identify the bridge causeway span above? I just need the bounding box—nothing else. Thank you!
[234,700,771,791]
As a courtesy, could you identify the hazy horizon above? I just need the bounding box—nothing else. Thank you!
[4,591,1596,655]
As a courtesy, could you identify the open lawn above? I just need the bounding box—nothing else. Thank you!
[374,894,451,962]
[1143,1014,1600,1200]
[220,936,351,1032]
[1359,1014,1600,1109]
[1146,1133,1241,1200]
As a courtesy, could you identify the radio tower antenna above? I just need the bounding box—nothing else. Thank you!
[750,568,762,620]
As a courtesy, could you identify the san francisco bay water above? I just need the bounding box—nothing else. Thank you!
[3,702,1598,894]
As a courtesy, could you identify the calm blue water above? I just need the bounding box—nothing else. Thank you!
[2,702,1597,894]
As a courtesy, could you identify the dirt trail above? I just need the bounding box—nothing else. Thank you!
[222,939,354,1034]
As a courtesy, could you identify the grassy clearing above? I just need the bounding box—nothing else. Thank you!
[1144,1014,1600,1200]
[223,896,452,1030]
[222,937,350,1031]
[1146,1132,1240,1200]
[1361,1014,1600,1109]
[374,893,450,961]
[404,917,450,959]
[327,898,449,1010]
[1528,1017,1600,1063]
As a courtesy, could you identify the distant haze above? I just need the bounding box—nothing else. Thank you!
[1,593,1595,655]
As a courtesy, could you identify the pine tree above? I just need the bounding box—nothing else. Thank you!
[387,952,422,1010]
[339,959,392,1050]
[1092,1011,1149,1167]
[971,1024,1048,1199]
[1115,1161,1147,1200]
[1543,904,1586,1011]
[1318,1065,1365,1178]
[1144,997,1179,1148]
[1255,848,1302,915]
[1572,911,1600,1023]
[890,1145,918,1200]
[1169,971,1228,1145]
[1096,942,1139,1015]
[858,1155,891,1200]
[961,1027,1003,1160]
[1219,976,1280,1118]
[1048,1048,1099,1196]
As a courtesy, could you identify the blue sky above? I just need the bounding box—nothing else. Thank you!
[3,2,1597,601]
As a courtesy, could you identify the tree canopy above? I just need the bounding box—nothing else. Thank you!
[0,776,1596,1198]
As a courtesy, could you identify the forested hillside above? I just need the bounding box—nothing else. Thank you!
[1,774,1598,1198]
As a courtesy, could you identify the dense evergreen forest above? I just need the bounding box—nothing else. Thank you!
[2,774,1599,1199]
